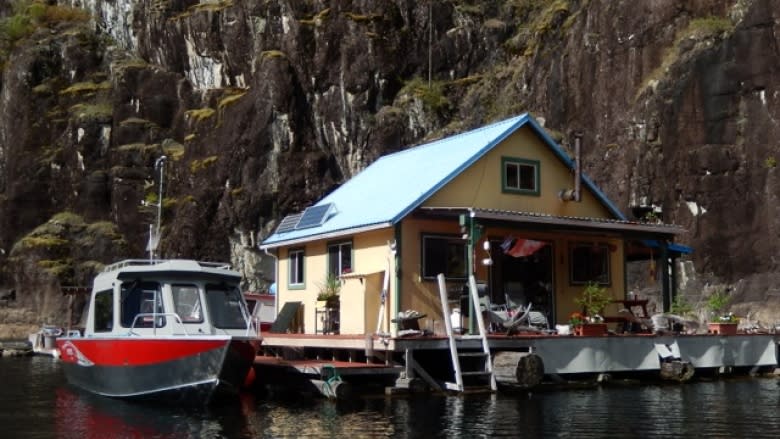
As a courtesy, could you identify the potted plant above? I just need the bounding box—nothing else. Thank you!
[316,274,341,309]
[706,289,738,335]
[669,295,698,333]
[572,282,613,336]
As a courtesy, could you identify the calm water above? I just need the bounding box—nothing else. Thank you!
[1,356,779,438]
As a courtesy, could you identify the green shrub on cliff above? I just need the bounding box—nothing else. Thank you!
[0,13,33,44]
[1,1,89,46]
[400,77,451,114]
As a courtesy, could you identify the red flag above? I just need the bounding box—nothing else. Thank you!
[506,239,547,257]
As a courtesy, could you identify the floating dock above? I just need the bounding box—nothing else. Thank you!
[254,331,780,397]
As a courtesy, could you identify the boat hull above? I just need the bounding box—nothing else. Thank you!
[56,337,256,402]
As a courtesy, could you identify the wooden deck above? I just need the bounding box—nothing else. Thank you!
[254,355,402,377]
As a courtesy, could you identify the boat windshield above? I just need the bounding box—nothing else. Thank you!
[205,284,248,329]
[172,284,203,323]
[120,281,165,328]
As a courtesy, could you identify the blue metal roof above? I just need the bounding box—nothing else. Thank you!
[261,113,625,248]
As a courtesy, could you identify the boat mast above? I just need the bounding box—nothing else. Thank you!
[147,155,167,261]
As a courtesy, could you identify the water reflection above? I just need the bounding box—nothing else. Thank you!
[45,380,780,438]
[1,357,779,438]
[55,387,222,438]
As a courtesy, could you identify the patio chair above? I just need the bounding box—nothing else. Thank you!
[486,303,542,335]
[527,310,550,330]
[650,313,699,334]
[504,283,526,311]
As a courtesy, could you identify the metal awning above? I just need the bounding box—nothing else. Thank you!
[416,207,685,237]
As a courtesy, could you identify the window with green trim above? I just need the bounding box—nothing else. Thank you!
[502,157,540,195]
[288,248,305,288]
[422,234,467,280]
[327,241,352,277]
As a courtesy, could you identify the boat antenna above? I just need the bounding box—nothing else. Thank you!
[146,155,167,261]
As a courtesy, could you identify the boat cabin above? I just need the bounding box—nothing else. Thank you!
[260,114,689,336]
[83,259,254,337]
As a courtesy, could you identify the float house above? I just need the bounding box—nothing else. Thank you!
[259,113,688,337]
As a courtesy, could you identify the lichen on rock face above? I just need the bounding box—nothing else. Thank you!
[10,211,127,284]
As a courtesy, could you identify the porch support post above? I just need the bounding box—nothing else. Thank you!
[467,212,476,334]
[670,253,678,308]
[660,243,670,312]
[392,224,402,338]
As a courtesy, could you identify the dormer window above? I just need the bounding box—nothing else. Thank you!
[502,157,540,196]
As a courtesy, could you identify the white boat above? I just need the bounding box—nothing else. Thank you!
[28,325,65,357]
[244,292,276,333]
[55,259,260,402]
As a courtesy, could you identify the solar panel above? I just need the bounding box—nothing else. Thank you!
[276,213,302,233]
[295,203,335,230]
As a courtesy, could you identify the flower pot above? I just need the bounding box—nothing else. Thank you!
[574,323,608,336]
[707,322,738,335]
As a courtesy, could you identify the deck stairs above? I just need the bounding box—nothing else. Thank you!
[436,274,497,392]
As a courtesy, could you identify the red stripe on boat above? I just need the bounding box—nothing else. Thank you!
[56,338,228,366]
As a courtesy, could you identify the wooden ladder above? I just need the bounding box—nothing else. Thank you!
[437,274,497,392]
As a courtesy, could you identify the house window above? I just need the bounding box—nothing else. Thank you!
[422,234,467,280]
[288,248,305,289]
[502,157,540,195]
[570,243,610,285]
[328,241,353,277]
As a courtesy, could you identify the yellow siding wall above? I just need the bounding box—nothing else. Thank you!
[275,228,395,334]
[425,126,612,219]
[398,216,465,332]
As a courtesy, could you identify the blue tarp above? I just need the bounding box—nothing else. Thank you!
[641,240,693,254]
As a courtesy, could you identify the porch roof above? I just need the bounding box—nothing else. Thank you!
[416,207,685,238]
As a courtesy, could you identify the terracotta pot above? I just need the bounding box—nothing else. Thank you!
[707,322,738,335]
[574,323,607,336]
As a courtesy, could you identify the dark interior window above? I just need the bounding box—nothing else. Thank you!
[93,289,113,333]
[206,284,248,329]
[422,235,467,279]
[570,243,610,285]
[120,281,165,328]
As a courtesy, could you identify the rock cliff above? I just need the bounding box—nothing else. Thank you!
[1,0,779,331]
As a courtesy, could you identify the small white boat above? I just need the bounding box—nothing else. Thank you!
[28,325,64,356]
[244,292,276,333]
